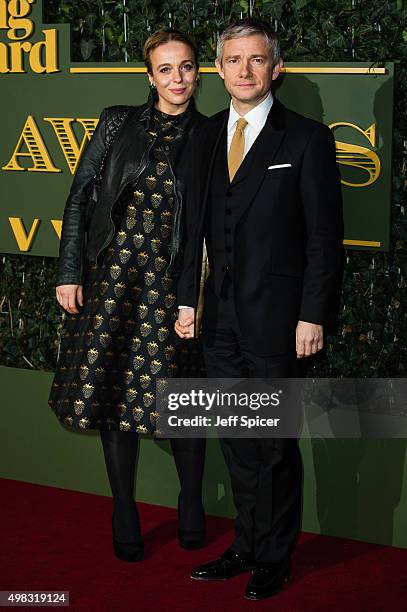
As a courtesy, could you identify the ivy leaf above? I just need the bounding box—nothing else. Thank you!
[3,338,20,357]
[296,0,312,9]
[84,13,97,34]
[327,32,346,48]
[105,26,114,43]
[80,39,96,60]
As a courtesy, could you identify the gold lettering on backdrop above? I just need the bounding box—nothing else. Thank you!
[1,0,34,40]
[50,219,62,238]
[0,0,59,74]
[0,1,8,29]
[330,122,381,187]
[8,217,40,251]
[2,115,60,172]
[28,29,59,74]
[44,118,99,175]
[7,218,61,251]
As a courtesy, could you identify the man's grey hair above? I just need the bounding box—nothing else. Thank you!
[216,20,281,66]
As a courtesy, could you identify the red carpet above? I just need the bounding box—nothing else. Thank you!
[1,478,407,611]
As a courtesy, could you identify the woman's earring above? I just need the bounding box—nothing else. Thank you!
[149,81,158,101]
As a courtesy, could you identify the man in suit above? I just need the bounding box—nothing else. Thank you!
[175,19,344,601]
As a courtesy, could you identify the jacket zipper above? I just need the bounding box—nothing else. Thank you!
[95,137,156,263]
[163,147,181,273]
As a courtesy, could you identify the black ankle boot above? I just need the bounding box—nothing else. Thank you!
[112,513,144,562]
[177,495,206,550]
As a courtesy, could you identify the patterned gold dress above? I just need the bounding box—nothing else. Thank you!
[49,107,201,434]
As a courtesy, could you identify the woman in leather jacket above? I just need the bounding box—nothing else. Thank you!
[48,30,206,562]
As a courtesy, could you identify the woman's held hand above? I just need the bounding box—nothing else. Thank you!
[56,284,83,314]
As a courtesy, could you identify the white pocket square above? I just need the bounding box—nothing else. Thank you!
[268,163,292,170]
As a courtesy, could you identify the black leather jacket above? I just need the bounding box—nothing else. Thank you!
[56,95,205,286]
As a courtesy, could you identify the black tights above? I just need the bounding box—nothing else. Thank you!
[170,437,206,531]
[100,429,140,543]
[100,430,206,541]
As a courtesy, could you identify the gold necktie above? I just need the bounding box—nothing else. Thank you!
[228,117,248,181]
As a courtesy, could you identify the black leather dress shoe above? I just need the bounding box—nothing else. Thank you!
[191,548,256,581]
[244,558,291,600]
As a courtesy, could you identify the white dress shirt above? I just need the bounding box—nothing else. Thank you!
[179,92,274,311]
[227,91,274,157]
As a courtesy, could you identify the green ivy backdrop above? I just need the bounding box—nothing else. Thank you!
[0,0,406,376]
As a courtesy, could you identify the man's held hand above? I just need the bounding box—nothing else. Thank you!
[175,307,195,339]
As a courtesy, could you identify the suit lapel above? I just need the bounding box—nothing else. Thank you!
[232,98,286,224]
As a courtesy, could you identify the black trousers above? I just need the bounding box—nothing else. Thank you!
[202,276,305,563]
